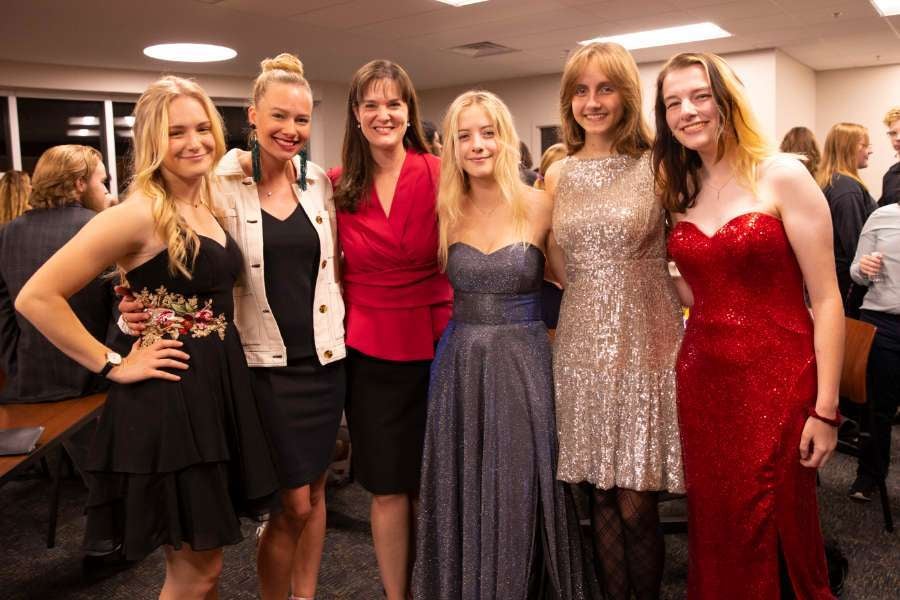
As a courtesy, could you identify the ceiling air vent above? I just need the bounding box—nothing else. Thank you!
[448,41,520,58]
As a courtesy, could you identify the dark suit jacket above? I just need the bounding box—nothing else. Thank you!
[879,162,900,207]
[0,205,120,403]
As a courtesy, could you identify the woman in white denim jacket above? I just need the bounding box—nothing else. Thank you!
[121,54,344,600]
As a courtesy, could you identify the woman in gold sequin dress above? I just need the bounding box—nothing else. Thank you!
[545,43,684,600]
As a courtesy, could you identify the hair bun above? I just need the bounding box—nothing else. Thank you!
[261,53,304,77]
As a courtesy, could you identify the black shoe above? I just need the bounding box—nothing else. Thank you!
[848,476,877,503]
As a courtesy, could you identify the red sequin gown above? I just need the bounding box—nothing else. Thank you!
[667,212,833,599]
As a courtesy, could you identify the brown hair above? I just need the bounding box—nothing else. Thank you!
[652,52,773,214]
[332,60,430,212]
[0,170,31,223]
[780,127,820,178]
[817,122,868,190]
[28,145,102,210]
[534,143,567,190]
[559,42,651,158]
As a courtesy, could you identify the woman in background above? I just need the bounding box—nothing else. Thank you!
[818,122,876,317]
[0,170,31,225]
[780,126,820,178]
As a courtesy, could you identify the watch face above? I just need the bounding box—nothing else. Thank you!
[106,352,123,365]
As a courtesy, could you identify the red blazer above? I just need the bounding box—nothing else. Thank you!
[330,151,452,361]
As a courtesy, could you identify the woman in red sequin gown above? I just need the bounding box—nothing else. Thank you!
[652,53,843,599]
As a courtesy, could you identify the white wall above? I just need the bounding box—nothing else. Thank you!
[0,60,346,169]
[774,50,816,141]
[816,63,900,200]
[419,49,780,163]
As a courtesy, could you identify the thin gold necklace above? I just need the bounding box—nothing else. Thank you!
[706,173,735,203]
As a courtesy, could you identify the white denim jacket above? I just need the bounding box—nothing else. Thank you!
[213,149,346,367]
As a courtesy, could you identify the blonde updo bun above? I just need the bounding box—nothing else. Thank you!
[260,53,304,77]
[252,52,310,105]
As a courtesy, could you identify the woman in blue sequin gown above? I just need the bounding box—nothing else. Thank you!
[412,91,595,600]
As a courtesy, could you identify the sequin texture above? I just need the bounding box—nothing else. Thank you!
[552,153,684,492]
[668,212,832,599]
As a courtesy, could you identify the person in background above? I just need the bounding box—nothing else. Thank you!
[848,200,900,502]
[0,170,32,225]
[879,106,900,207]
[534,142,567,191]
[422,119,442,156]
[330,60,452,600]
[518,141,538,186]
[0,145,116,405]
[818,122,876,317]
[780,126,821,179]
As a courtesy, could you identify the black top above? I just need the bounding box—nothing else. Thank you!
[879,162,900,207]
[823,173,876,316]
[262,206,320,359]
[0,206,126,404]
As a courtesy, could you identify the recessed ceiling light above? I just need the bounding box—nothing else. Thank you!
[871,0,900,16]
[143,43,237,63]
[580,22,731,50]
[436,0,489,6]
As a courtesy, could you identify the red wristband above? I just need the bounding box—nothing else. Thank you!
[807,407,842,427]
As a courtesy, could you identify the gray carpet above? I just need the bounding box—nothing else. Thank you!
[0,430,897,600]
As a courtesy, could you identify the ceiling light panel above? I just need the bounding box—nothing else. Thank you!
[871,0,900,16]
[580,22,731,50]
[436,0,489,6]
[143,43,237,63]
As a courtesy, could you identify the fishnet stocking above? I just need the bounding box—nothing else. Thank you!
[590,488,663,600]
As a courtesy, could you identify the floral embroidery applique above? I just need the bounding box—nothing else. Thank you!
[134,286,228,347]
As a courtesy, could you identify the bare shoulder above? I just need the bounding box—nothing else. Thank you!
[544,158,567,195]
[523,185,552,218]
[760,154,811,186]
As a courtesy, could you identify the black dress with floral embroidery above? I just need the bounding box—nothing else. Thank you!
[83,234,278,560]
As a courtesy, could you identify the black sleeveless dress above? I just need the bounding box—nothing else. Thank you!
[83,235,278,560]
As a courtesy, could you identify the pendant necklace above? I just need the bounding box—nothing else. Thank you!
[707,174,735,202]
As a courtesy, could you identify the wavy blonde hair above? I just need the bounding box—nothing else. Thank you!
[437,90,527,267]
[652,52,774,214]
[129,76,226,277]
[884,107,900,128]
[27,145,101,211]
[0,170,32,223]
[559,42,652,158]
[817,122,869,190]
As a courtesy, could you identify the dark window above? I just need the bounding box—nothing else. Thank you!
[0,97,10,171]
[112,102,136,193]
[540,126,562,156]
[17,98,106,174]
[219,105,249,152]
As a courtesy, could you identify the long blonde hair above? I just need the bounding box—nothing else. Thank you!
[559,43,652,158]
[129,76,226,277]
[652,52,774,214]
[0,170,32,223]
[437,90,527,267]
[817,122,868,190]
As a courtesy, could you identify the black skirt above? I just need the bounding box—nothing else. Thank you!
[345,347,431,495]
[252,356,346,489]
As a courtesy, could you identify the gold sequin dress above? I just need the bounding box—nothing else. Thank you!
[552,153,684,492]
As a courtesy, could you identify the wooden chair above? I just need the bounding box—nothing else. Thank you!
[837,317,893,532]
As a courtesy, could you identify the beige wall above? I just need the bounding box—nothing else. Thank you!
[0,59,346,169]
[774,50,816,141]
[816,63,900,200]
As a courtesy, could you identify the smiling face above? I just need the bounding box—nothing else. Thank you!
[455,104,497,181]
[249,81,312,162]
[353,78,409,152]
[161,95,216,181]
[570,61,624,142]
[662,64,721,158]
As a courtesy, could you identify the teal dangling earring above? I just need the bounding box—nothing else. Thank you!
[250,124,262,184]
[297,147,308,191]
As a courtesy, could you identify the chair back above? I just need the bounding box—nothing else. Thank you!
[840,317,876,405]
